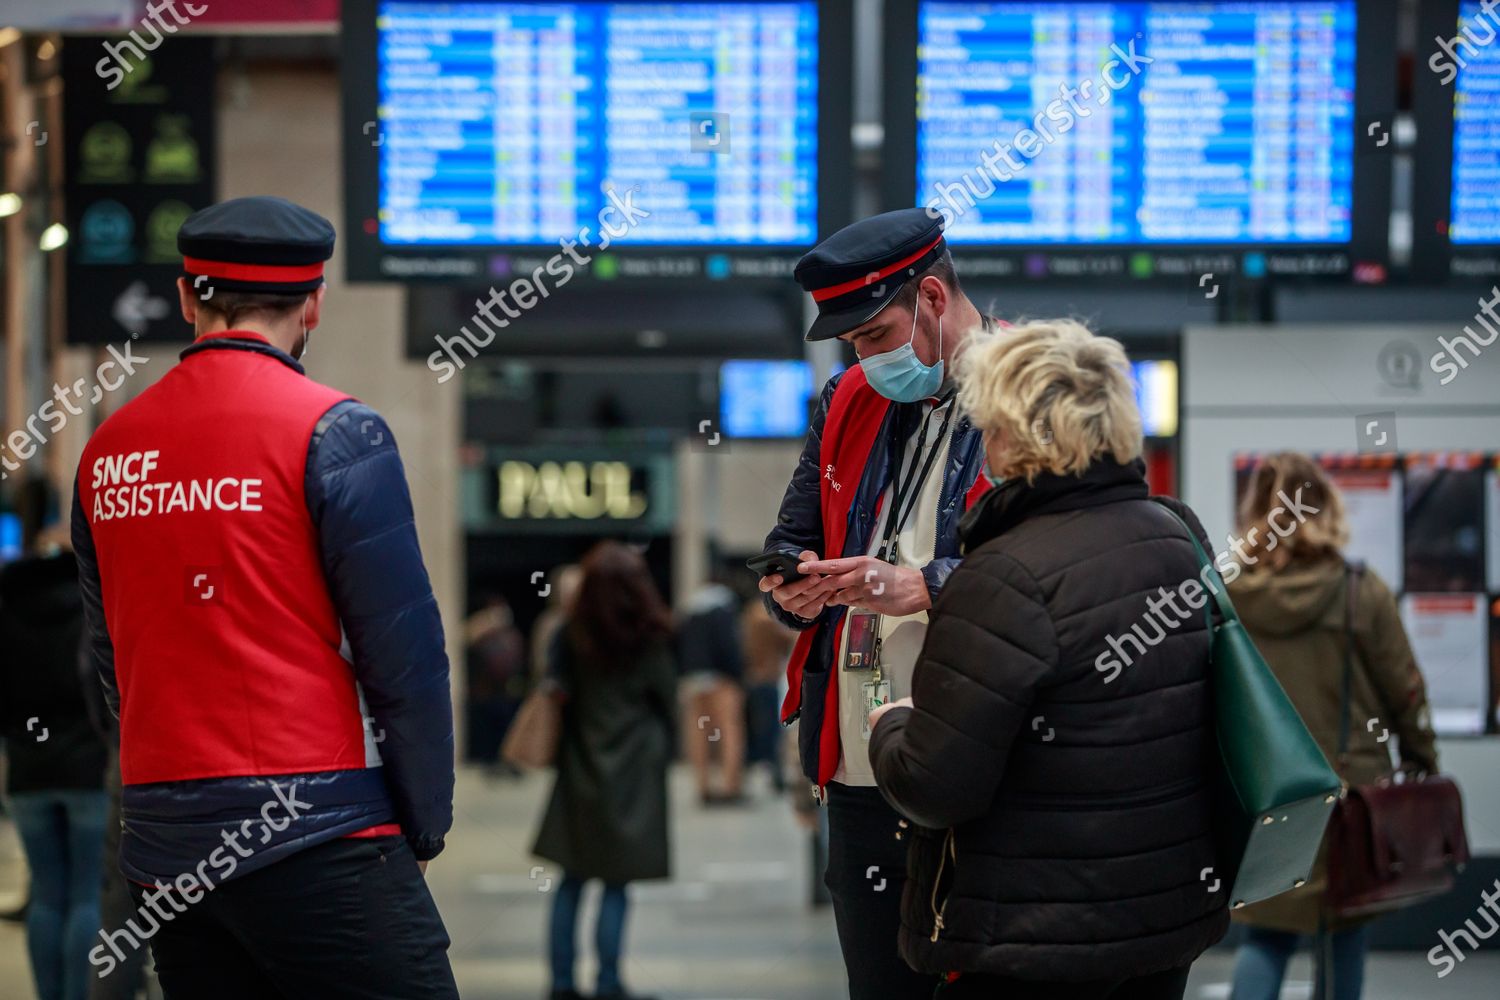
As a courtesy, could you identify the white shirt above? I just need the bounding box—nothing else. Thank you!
[833,397,955,786]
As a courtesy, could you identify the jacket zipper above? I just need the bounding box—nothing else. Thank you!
[929,829,957,942]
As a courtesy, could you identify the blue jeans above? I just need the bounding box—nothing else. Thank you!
[1230,926,1369,1000]
[8,790,109,1000]
[548,874,629,995]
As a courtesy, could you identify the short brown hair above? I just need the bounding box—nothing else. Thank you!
[197,291,308,329]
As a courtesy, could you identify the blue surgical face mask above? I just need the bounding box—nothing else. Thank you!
[860,294,944,403]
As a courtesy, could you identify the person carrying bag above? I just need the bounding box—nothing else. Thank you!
[1224,453,1446,1000]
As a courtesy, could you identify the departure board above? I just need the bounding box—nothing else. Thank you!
[1450,1,1500,244]
[917,1,1358,245]
[376,1,819,247]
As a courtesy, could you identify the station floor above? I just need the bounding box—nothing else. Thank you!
[1,765,1495,999]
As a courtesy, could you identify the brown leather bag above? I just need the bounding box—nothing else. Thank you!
[1324,564,1470,919]
[501,687,561,770]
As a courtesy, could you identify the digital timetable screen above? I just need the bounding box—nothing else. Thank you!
[374,0,819,247]
[916,1,1359,246]
[1449,1,1500,245]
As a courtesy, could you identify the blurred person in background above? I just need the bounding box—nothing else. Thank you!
[464,593,526,774]
[530,564,583,683]
[677,576,747,805]
[1227,453,1439,1000]
[741,599,795,792]
[869,320,1228,999]
[0,522,108,1000]
[532,541,676,1000]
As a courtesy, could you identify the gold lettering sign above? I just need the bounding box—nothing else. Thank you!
[497,461,648,520]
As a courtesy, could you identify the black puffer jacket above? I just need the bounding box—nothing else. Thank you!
[869,458,1229,983]
[0,551,107,794]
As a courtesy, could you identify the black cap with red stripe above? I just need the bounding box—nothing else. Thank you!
[794,208,946,342]
[178,196,335,296]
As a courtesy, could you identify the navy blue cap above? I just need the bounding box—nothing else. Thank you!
[178,196,335,295]
[794,208,947,342]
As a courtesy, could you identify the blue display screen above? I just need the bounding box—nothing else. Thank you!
[1451,2,1500,245]
[377,1,819,246]
[0,513,20,565]
[721,359,822,437]
[918,1,1358,245]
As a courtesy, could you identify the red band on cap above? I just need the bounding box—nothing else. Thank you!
[183,256,325,284]
[810,236,944,303]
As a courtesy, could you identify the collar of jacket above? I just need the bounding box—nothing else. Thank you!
[179,330,304,375]
[958,457,1149,552]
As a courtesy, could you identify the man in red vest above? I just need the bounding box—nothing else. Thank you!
[72,196,457,998]
[757,208,998,999]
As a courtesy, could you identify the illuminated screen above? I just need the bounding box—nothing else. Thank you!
[1450,1,1500,244]
[1132,359,1178,437]
[376,1,819,246]
[917,1,1358,244]
[0,513,19,565]
[721,359,837,437]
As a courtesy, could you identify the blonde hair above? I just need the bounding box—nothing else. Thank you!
[956,318,1143,481]
[1237,452,1348,571]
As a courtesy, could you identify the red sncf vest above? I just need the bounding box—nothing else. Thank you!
[79,333,372,788]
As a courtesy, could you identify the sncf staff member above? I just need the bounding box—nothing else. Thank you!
[757,208,998,1000]
[869,320,1228,999]
[71,197,457,999]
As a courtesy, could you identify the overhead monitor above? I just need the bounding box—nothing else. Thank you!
[719,358,843,438]
[1413,0,1500,281]
[884,0,1396,283]
[342,0,852,282]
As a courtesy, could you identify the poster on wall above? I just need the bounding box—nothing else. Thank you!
[1487,457,1500,593]
[1401,593,1489,736]
[64,36,216,344]
[1321,455,1402,592]
[1403,453,1486,594]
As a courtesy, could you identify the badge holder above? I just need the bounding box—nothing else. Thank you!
[844,609,891,741]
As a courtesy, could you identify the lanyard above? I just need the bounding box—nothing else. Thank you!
[876,392,956,564]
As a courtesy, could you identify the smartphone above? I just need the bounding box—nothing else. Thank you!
[746,546,809,583]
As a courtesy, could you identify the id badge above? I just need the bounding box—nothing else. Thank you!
[860,679,892,741]
[842,609,882,672]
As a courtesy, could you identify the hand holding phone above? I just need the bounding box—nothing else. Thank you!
[746,545,810,583]
[753,547,838,620]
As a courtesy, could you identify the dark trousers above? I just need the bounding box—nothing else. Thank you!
[131,836,457,1000]
[825,782,937,1000]
[937,965,1191,999]
[91,748,147,1000]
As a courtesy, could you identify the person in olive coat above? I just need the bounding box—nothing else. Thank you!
[1227,452,1439,1000]
[532,541,676,1000]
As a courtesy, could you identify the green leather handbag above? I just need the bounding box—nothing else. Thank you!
[1155,503,1343,909]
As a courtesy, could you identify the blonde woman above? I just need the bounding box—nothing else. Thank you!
[868,319,1228,999]
[1227,453,1438,1000]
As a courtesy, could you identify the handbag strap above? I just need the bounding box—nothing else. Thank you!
[1336,561,1366,760]
[1148,499,1237,633]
